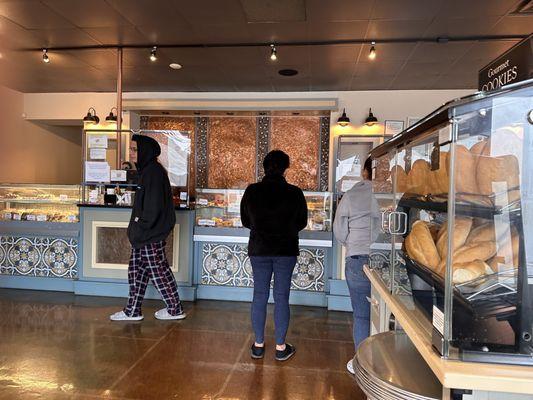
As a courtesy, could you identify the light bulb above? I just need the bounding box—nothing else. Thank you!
[150,46,157,62]
[42,49,50,63]
[368,42,376,60]
[270,44,277,61]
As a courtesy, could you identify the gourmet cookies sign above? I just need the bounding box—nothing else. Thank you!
[478,35,532,91]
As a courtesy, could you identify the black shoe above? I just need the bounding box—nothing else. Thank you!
[251,344,265,359]
[275,343,296,361]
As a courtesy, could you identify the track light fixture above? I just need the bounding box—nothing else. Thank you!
[150,46,157,62]
[270,44,277,61]
[365,108,378,126]
[337,108,350,127]
[83,108,100,124]
[105,107,118,122]
[368,42,376,60]
[42,49,50,63]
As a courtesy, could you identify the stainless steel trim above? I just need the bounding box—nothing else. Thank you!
[193,235,333,248]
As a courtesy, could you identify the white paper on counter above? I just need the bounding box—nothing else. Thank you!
[341,179,358,192]
[89,148,107,160]
[110,169,127,182]
[88,135,108,149]
[85,161,110,183]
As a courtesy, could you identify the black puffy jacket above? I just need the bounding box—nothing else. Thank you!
[240,174,308,256]
[127,135,176,248]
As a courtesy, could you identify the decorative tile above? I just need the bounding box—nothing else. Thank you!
[139,115,149,130]
[195,117,209,188]
[201,243,325,292]
[369,249,410,295]
[319,116,331,191]
[0,235,78,279]
[256,114,270,181]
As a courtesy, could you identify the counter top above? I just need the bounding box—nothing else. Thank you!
[364,266,533,395]
[77,204,193,211]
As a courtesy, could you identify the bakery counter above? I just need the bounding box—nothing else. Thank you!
[365,266,533,399]
[76,206,196,300]
[193,226,333,306]
[0,219,80,291]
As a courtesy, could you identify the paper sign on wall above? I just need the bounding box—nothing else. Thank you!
[85,161,110,183]
[90,148,107,160]
[88,136,108,149]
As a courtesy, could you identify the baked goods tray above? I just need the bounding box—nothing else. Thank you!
[397,196,521,220]
[402,253,517,318]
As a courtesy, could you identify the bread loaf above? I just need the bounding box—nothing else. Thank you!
[432,151,449,195]
[452,260,493,284]
[406,220,441,271]
[476,146,520,199]
[489,227,520,269]
[436,217,473,259]
[455,145,478,194]
[390,165,408,193]
[407,160,431,195]
[470,139,488,156]
[466,223,495,244]
[439,240,496,270]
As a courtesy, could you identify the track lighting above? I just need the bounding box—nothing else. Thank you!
[368,42,376,60]
[83,108,100,124]
[270,44,277,61]
[365,108,378,126]
[105,107,118,122]
[337,108,350,127]
[150,46,157,62]
[42,49,50,63]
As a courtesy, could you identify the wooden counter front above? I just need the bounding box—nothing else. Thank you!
[364,266,533,395]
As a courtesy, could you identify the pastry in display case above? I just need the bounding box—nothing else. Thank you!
[195,189,333,231]
[0,184,81,223]
[370,80,533,365]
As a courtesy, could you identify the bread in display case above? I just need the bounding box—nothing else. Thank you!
[370,80,533,366]
[0,184,81,223]
[195,189,333,231]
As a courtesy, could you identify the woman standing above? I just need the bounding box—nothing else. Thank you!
[240,150,308,361]
[333,157,379,374]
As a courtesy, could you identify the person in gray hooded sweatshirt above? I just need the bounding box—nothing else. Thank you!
[333,157,379,374]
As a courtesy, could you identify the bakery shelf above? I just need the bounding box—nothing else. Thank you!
[0,198,78,205]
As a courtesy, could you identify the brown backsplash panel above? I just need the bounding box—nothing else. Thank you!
[208,117,257,189]
[270,117,320,191]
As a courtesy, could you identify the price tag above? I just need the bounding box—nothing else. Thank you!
[68,215,78,222]
[26,214,36,221]
[59,194,68,201]
[432,305,444,336]
[179,203,187,208]
[12,213,21,221]
[312,223,324,231]
[232,219,243,228]
[3,212,12,220]
[180,192,188,201]
[198,198,208,206]
[228,204,240,213]
[36,214,47,222]
[198,219,215,226]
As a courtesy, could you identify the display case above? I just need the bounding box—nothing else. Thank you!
[0,184,80,223]
[369,79,533,366]
[195,189,333,231]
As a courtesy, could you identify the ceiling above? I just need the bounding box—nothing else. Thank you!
[0,0,531,93]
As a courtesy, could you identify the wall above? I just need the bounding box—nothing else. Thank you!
[0,86,82,184]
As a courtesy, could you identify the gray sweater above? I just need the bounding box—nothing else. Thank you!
[333,180,380,257]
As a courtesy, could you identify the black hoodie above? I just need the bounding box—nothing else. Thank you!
[127,135,176,248]
[240,174,308,256]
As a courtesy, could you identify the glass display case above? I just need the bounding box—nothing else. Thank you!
[195,189,333,231]
[0,184,80,223]
[369,79,533,366]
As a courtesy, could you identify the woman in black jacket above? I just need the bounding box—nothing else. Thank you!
[240,150,308,361]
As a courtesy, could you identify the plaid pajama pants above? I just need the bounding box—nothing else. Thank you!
[124,241,183,317]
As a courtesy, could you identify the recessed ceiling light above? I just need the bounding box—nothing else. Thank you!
[169,63,182,70]
[278,69,298,76]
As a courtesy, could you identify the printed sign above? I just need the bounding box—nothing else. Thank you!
[88,135,108,149]
[85,161,110,183]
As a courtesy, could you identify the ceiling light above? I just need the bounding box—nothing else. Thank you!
[365,108,378,126]
[83,108,99,124]
[270,44,277,61]
[337,108,350,127]
[42,49,50,63]
[278,68,298,76]
[150,46,157,62]
[169,63,182,70]
[105,107,118,122]
[368,42,376,60]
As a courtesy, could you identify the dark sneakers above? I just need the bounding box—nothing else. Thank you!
[275,343,296,361]
[251,344,265,359]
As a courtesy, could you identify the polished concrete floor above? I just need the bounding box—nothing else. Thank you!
[0,289,366,400]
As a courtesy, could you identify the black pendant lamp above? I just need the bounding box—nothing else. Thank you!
[365,108,378,126]
[105,107,118,122]
[337,108,350,127]
[83,108,100,124]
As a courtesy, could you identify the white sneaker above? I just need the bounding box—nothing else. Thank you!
[346,358,355,375]
[109,311,144,321]
[154,308,187,321]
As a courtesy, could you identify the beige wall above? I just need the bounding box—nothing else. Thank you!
[0,86,82,184]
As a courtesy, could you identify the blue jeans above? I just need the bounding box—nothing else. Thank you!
[250,256,297,345]
[345,255,371,351]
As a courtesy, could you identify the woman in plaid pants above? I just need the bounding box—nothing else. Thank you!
[110,135,185,322]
